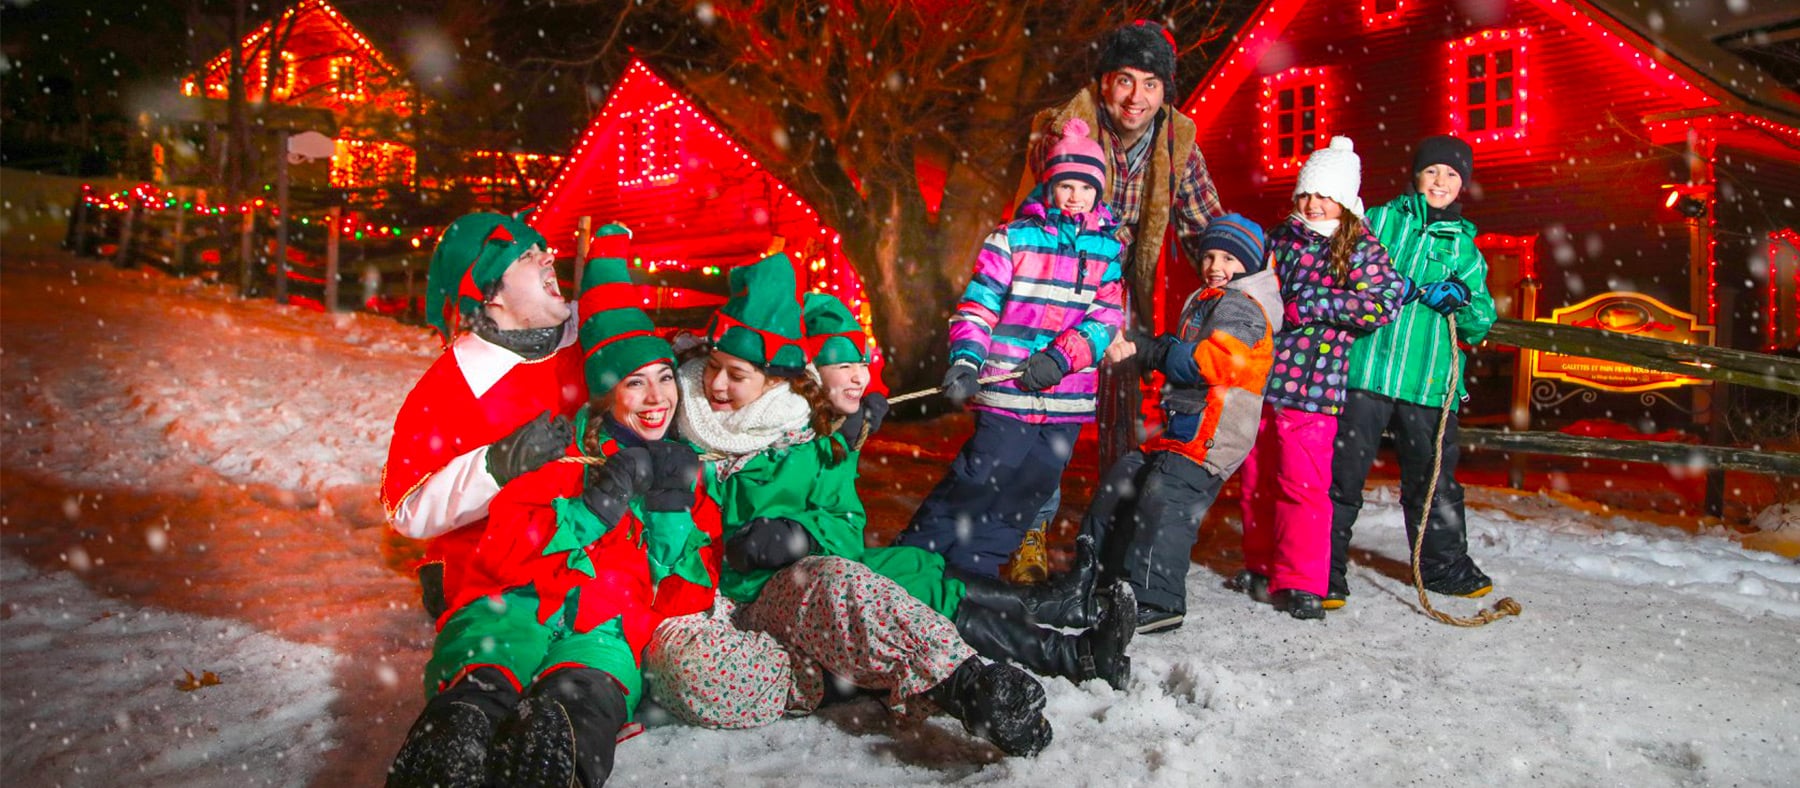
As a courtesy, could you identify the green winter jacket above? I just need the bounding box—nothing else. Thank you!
[1347,193,1497,407]
[708,433,868,602]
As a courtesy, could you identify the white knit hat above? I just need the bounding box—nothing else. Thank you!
[1293,136,1364,217]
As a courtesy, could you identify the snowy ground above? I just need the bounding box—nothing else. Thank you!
[3,234,1798,787]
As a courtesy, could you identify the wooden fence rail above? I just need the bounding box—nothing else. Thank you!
[1486,318,1800,396]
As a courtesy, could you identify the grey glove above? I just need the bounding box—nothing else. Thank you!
[487,412,573,486]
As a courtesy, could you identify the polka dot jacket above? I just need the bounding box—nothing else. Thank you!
[1263,215,1405,416]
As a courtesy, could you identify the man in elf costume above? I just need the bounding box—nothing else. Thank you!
[388,254,717,788]
[381,214,627,617]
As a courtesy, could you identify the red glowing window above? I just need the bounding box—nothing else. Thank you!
[1258,67,1329,175]
[1362,0,1406,28]
[331,138,415,188]
[1448,29,1530,144]
[332,56,364,101]
[619,101,681,188]
[1475,234,1537,319]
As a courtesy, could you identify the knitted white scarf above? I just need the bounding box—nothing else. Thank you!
[675,357,815,464]
[1292,212,1341,239]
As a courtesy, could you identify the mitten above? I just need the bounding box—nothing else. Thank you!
[1419,275,1473,315]
[1015,350,1069,392]
[641,440,701,512]
[579,446,653,526]
[724,517,816,572]
[1132,332,1181,374]
[942,361,980,406]
[836,392,889,446]
[1394,276,1422,305]
[487,412,574,487]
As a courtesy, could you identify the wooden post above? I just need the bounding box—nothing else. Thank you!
[171,188,188,276]
[66,188,88,253]
[1704,289,1735,518]
[1508,277,1540,489]
[274,131,292,305]
[115,202,137,267]
[238,207,256,296]
[573,216,593,294]
[326,206,341,312]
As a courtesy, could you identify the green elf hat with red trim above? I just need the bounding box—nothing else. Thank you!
[577,227,673,398]
[801,292,873,365]
[705,254,808,376]
[424,211,547,343]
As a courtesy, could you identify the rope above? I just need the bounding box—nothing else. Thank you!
[885,370,1027,405]
[1407,312,1522,627]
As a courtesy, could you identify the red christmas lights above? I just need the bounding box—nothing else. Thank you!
[1258,67,1329,176]
[1446,28,1531,145]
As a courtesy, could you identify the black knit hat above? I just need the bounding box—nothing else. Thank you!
[1412,135,1474,182]
[1095,20,1177,84]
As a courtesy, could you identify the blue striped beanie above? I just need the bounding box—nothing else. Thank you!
[1199,213,1266,276]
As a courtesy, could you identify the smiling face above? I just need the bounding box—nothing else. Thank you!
[1098,66,1164,146]
[1198,250,1247,288]
[1050,179,1097,215]
[703,350,779,413]
[610,362,677,440]
[1295,193,1344,223]
[1415,164,1464,209]
[487,246,570,330]
[817,362,871,415]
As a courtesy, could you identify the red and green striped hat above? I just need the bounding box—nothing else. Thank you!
[424,211,546,343]
[801,292,873,365]
[577,225,673,397]
[704,254,807,376]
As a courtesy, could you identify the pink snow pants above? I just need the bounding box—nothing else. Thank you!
[644,556,973,729]
[1238,403,1336,596]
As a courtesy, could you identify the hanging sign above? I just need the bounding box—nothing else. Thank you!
[1531,292,1714,393]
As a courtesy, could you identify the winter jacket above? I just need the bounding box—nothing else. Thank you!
[1018,86,1224,326]
[1140,268,1282,477]
[381,315,587,605]
[708,433,869,603]
[949,197,1126,424]
[450,407,721,659]
[1264,216,1405,416]
[1348,193,1498,407]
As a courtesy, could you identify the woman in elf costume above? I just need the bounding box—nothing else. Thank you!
[388,255,718,788]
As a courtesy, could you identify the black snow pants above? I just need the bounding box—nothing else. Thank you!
[1080,449,1225,616]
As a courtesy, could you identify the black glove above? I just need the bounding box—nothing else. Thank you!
[942,362,980,407]
[580,446,653,526]
[641,440,701,513]
[487,412,573,487]
[836,392,889,446]
[1132,332,1180,373]
[1015,350,1069,392]
[1418,275,1473,315]
[725,517,816,572]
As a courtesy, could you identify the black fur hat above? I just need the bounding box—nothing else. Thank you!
[1094,20,1177,84]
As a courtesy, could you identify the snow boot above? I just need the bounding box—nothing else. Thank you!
[1225,569,1272,603]
[1270,589,1325,620]
[923,657,1053,756]
[949,535,1099,629]
[489,667,628,788]
[1004,525,1051,585]
[1423,557,1493,598]
[1135,605,1184,635]
[1323,589,1349,611]
[954,579,1135,691]
[387,667,519,788]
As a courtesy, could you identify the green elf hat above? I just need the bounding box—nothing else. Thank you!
[424,211,547,343]
[577,229,672,398]
[801,292,873,365]
[704,253,808,376]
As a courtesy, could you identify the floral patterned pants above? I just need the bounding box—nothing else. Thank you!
[645,556,974,729]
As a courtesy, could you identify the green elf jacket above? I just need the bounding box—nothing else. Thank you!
[1347,192,1498,407]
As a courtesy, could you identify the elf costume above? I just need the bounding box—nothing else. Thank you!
[390,254,719,788]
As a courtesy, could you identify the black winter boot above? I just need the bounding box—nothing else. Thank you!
[954,579,1135,691]
[1225,569,1271,603]
[388,667,520,788]
[948,535,1099,629]
[923,657,1053,756]
[1270,589,1325,620]
[489,668,628,788]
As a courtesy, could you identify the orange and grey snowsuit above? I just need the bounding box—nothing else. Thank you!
[1082,268,1281,615]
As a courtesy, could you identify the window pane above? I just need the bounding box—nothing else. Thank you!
[1495,49,1513,74]
[1468,81,1486,105]
[1467,55,1485,79]
[1470,108,1487,130]
[1496,76,1513,101]
[1280,138,1294,157]
[1497,104,1514,128]
[1279,113,1294,134]
[1376,0,1398,12]
[1301,85,1316,106]
[1301,110,1315,131]
[1301,135,1317,154]
[1279,89,1294,110]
